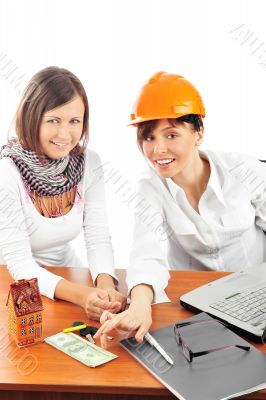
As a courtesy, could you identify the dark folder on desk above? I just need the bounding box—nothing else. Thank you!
[121,313,266,400]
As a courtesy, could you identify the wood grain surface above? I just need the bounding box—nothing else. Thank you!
[0,265,265,400]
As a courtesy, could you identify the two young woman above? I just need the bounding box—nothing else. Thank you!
[1,68,266,344]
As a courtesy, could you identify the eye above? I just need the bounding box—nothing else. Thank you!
[144,136,154,142]
[47,119,59,124]
[71,119,81,124]
[166,134,178,139]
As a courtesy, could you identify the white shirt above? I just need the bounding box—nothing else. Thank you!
[0,149,116,299]
[126,150,266,303]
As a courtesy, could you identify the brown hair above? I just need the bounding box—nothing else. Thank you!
[136,114,204,151]
[15,66,89,156]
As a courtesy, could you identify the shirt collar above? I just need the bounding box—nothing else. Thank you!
[201,150,226,206]
[166,150,226,206]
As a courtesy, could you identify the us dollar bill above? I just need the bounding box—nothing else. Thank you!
[44,332,118,367]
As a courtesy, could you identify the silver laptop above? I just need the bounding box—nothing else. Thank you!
[180,263,266,342]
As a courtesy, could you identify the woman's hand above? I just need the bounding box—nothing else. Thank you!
[94,300,152,348]
[54,279,121,321]
[104,288,127,310]
[81,287,122,320]
[95,273,127,312]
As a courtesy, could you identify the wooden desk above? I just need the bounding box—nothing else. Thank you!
[0,266,265,400]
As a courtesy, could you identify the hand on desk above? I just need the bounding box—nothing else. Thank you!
[82,287,123,320]
[55,277,125,321]
[104,287,127,310]
[94,272,127,315]
[94,300,152,348]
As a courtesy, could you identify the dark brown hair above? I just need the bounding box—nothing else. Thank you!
[136,114,204,151]
[15,66,89,156]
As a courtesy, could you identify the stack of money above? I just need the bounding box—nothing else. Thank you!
[44,332,117,367]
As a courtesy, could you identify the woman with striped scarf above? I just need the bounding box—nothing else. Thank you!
[0,66,125,320]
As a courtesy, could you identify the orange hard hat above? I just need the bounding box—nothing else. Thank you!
[128,71,205,125]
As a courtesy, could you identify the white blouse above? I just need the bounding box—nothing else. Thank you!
[0,149,116,299]
[126,150,266,303]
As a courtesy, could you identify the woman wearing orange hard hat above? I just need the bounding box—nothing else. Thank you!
[95,72,266,347]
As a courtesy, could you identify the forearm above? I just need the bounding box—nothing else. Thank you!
[95,273,116,289]
[54,278,89,306]
[130,284,154,306]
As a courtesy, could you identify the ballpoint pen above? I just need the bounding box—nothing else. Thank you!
[144,332,174,365]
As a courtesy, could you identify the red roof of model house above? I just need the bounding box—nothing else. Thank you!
[6,278,43,316]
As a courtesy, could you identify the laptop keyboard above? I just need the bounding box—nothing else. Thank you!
[210,287,266,325]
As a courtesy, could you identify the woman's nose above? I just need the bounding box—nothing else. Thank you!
[153,139,167,154]
[56,124,71,139]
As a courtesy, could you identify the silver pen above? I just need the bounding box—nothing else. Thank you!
[144,332,174,365]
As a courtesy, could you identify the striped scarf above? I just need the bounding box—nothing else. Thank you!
[0,142,85,196]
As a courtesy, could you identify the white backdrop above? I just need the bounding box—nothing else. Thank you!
[0,0,266,268]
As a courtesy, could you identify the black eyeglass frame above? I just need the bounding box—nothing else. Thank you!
[174,319,250,363]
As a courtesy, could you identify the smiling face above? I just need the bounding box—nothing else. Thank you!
[141,118,204,180]
[39,96,85,160]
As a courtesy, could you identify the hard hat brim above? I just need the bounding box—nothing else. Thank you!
[127,112,205,126]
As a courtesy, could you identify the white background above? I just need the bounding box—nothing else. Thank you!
[0,0,266,268]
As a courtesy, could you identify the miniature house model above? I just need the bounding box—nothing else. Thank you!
[6,278,43,347]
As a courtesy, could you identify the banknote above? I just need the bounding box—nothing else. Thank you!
[44,332,118,367]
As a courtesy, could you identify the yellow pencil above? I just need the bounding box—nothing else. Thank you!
[63,324,87,333]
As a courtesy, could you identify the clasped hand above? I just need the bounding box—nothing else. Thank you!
[82,287,126,320]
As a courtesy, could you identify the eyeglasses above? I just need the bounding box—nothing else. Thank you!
[174,319,250,363]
